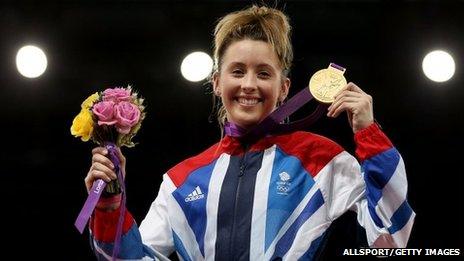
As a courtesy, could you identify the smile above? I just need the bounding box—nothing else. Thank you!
[236,97,262,106]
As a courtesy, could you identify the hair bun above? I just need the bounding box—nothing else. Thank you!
[213,4,293,74]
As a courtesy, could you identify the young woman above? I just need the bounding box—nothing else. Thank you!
[86,5,414,260]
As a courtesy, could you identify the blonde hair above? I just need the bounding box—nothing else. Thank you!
[211,5,293,132]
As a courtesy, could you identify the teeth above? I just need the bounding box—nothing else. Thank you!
[238,98,259,105]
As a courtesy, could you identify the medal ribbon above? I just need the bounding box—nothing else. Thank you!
[74,142,125,261]
[225,87,328,141]
[225,63,346,140]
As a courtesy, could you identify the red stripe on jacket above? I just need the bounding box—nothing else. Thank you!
[90,207,135,243]
[354,123,393,162]
[167,137,241,187]
[167,125,390,187]
[263,131,344,177]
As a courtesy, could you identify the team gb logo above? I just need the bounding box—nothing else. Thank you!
[277,172,291,195]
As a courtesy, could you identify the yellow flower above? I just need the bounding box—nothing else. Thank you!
[70,109,94,142]
[81,92,99,109]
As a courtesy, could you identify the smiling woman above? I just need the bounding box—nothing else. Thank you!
[211,5,292,133]
[212,39,290,129]
[84,4,415,261]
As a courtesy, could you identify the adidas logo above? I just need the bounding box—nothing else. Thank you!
[184,186,205,202]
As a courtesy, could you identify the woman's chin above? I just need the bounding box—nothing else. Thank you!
[231,118,261,130]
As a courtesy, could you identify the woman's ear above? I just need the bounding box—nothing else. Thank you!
[212,72,221,96]
[279,77,291,102]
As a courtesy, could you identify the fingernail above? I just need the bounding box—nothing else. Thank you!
[103,149,108,155]
[110,164,114,169]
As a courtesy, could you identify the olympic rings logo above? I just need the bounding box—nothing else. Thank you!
[277,185,289,192]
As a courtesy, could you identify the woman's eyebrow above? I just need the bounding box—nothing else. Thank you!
[226,61,277,71]
[256,63,277,71]
[226,61,245,68]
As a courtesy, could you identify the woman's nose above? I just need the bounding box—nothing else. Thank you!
[241,74,258,92]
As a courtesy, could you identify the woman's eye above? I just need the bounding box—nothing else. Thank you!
[232,70,244,76]
[258,71,271,78]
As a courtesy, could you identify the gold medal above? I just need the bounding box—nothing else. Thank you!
[309,63,347,103]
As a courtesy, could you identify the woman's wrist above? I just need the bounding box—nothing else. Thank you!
[96,194,121,212]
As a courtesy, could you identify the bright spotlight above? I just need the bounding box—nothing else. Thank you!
[422,50,455,83]
[16,45,48,78]
[181,51,213,82]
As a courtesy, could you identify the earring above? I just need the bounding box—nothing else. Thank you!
[278,98,289,124]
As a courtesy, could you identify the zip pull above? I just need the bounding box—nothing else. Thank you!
[239,164,245,177]
[238,143,250,177]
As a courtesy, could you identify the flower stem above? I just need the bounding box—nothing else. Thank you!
[104,179,121,196]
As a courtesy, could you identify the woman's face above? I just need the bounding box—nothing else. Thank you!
[213,39,290,129]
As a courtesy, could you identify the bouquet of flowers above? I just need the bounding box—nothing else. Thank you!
[71,86,145,253]
[71,85,145,194]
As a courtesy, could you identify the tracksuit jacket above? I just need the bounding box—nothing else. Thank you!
[90,123,415,260]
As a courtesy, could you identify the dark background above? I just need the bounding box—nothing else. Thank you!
[1,0,463,259]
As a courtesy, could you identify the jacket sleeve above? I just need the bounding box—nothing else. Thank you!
[89,175,175,260]
[316,123,415,248]
[351,123,415,247]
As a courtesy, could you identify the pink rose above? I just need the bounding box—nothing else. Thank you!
[102,87,131,103]
[114,101,141,134]
[92,101,117,125]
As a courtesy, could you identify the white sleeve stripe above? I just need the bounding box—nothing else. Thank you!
[139,174,176,257]
[164,182,204,260]
[391,211,415,248]
[163,174,177,193]
[282,205,331,260]
[375,156,407,227]
[314,151,365,221]
[92,238,168,260]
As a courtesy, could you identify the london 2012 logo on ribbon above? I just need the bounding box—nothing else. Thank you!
[277,172,291,195]
[93,179,105,194]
